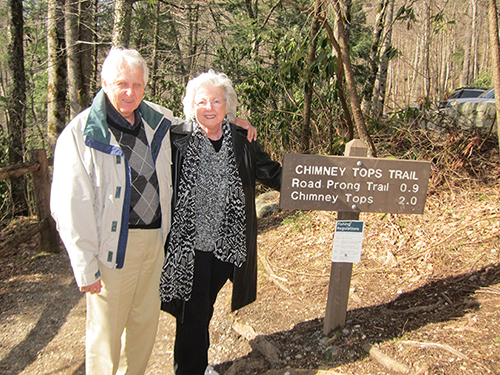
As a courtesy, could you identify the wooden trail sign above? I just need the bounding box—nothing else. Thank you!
[280,153,431,214]
[278,140,432,334]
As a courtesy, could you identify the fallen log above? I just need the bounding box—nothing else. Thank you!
[362,342,414,375]
[0,161,39,181]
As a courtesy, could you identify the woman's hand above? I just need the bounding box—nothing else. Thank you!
[80,280,102,294]
[234,117,257,142]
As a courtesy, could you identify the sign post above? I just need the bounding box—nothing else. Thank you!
[325,140,365,335]
[279,139,431,335]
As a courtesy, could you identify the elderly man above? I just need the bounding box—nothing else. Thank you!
[50,47,255,375]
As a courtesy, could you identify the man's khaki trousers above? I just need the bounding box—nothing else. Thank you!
[86,228,164,375]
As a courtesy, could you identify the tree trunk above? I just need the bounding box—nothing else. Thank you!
[244,0,260,56]
[372,0,394,119]
[438,31,451,97]
[422,0,431,99]
[338,80,354,141]
[361,0,390,116]
[112,0,136,48]
[302,0,322,153]
[79,0,93,109]
[281,0,355,141]
[151,0,161,97]
[92,0,100,93]
[7,0,28,216]
[66,0,82,118]
[487,0,500,150]
[64,0,92,115]
[479,13,490,79]
[341,0,353,41]
[332,0,377,157]
[460,4,472,87]
[47,0,67,148]
[409,37,421,106]
[471,0,479,82]
[164,4,188,84]
[188,3,200,77]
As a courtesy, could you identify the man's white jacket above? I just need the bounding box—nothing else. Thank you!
[51,90,173,287]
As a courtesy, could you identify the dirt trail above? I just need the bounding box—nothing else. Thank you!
[1,184,499,374]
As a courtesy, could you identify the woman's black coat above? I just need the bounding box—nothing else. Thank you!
[161,121,282,321]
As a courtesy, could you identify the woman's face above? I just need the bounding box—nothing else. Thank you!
[194,85,227,138]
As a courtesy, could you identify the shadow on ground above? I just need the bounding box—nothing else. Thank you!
[0,279,83,374]
[215,262,500,373]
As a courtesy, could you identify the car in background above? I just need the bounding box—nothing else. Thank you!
[439,87,488,108]
[446,87,493,108]
[442,88,497,133]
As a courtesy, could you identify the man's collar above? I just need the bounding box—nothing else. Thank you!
[104,95,142,131]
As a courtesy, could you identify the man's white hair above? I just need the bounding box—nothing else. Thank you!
[183,70,238,122]
[101,47,149,86]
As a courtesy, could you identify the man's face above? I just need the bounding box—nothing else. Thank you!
[102,62,145,124]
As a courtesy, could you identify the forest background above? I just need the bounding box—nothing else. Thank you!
[1,1,500,374]
[0,0,499,222]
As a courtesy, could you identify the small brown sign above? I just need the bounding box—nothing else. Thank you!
[279,153,431,214]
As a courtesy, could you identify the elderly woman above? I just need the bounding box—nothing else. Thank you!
[159,70,281,375]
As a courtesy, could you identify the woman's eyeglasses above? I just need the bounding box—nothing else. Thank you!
[195,98,226,108]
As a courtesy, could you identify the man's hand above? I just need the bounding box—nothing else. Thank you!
[80,280,102,294]
[234,117,257,142]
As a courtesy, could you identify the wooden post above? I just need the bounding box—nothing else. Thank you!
[29,150,60,253]
[323,139,368,335]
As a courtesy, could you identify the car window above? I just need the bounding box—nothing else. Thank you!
[448,88,486,99]
[478,88,495,99]
[461,90,485,98]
